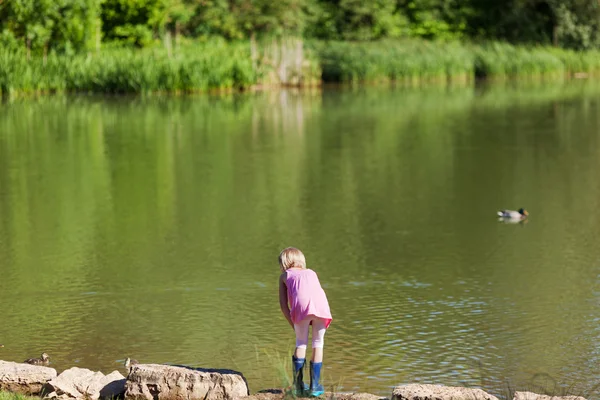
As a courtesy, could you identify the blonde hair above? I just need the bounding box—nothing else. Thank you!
[278,247,306,271]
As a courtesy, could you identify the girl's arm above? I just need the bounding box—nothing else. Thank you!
[279,274,294,329]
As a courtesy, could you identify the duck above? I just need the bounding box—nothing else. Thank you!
[0,344,4,348]
[124,357,139,369]
[497,208,529,220]
[24,353,50,365]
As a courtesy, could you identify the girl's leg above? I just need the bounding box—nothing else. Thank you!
[309,318,327,396]
[310,318,327,362]
[292,319,311,394]
[294,318,311,358]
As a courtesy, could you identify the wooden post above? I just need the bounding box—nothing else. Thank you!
[250,32,258,72]
[165,31,172,59]
[96,23,101,53]
[175,22,180,54]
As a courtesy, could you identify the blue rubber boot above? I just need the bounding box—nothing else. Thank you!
[309,361,324,397]
[292,356,309,396]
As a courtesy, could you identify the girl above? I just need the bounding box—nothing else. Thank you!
[278,247,332,397]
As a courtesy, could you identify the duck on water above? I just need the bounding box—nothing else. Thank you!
[497,208,529,220]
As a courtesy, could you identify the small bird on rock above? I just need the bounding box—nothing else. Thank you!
[24,353,50,365]
[124,357,139,369]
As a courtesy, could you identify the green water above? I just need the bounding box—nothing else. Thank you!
[1,83,600,398]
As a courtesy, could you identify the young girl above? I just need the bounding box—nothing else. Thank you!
[278,247,332,397]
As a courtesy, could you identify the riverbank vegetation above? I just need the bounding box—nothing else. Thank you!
[3,40,600,95]
[0,392,37,400]
[2,0,600,94]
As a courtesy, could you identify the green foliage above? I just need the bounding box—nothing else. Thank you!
[551,0,600,50]
[0,392,39,400]
[0,39,325,95]
[190,0,314,39]
[398,0,473,40]
[0,0,101,53]
[335,0,406,40]
[313,40,474,84]
[100,0,169,46]
[467,0,600,50]
[3,0,600,52]
[0,42,254,94]
[313,39,600,85]
[188,0,243,39]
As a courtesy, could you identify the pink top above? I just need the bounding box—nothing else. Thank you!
[286,268,332,328]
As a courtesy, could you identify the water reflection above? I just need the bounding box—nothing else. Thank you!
[1,82,600,398]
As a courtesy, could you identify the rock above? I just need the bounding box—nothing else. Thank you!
[392,384,499,400]
[0,360,57,395]
[331,393,388,400]
[242,390,387,400]
[45,367,126,400]
[125,364,249,400]
[514,392,587,400]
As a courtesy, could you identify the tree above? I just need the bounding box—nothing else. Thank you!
[187,0,243,39]
[188,0,313,39]
[0,0,102,55]
[100,0,170,46]
[549,0,600,49]
[396,0,475,39]
[306,0,407,40]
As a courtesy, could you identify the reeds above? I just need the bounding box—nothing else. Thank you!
[0,392,38,400]
[2,39,600,95]
[314,40,600,85]
[312,40,474,85]
[0,42,257,95]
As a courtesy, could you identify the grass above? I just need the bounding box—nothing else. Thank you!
[2,38,600,95]
[313,40,600,85]
[0,39,323,97]
[0,392,40,400]
[254,347,347,399]
[0,41,258,96]
[312,40,474,85]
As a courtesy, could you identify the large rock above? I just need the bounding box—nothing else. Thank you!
[392,385,499,400]
[242,390,387,400]
[0,360,57,395]
[125,364,249,400]
[514,392,587,400]
[45,367,126,400]
[239,388,388,400]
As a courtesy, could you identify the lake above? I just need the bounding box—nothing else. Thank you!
[1,82,600,398]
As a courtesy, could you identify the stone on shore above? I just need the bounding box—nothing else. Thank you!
[124,364,249,400]
[0,360,57,395]
[513,392,587,400]
[392,384,499,400]
[242,390,388,400]
[45,367,126,400]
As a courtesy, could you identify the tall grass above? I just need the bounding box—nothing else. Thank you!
[0,39,321,96]
[0,41,257,95]
[312,40,474,85]
[2,39,600,95]
[472,42,600,79]
[0,392,39,400]
[314,40,600,85]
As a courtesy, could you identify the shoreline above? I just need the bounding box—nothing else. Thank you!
[0,360,592,400]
